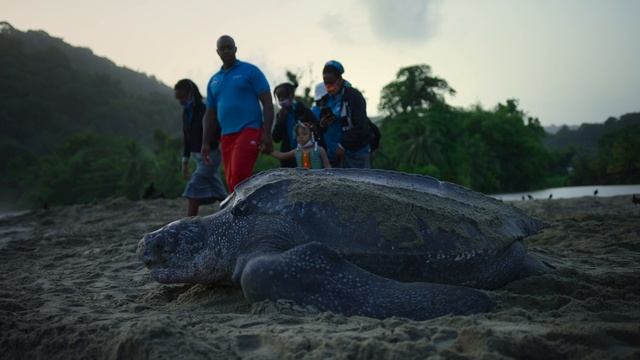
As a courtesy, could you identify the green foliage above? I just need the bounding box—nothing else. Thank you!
[9,134,143,205]
[377,100,549,193]
[0,24,186,207]
[253,154,280,174]
[0,25,180,157]
[376,64,551,193]
[377,63,638,192]
[376,62,638,192]
[569,124,640,185]
[544,113,640,155]
[598,125,640,183]
[462,101,549,192]
[5,127,292,207]
[121,141,153,200]
[151,130,187,198]
[543,174,569,188]
[6,131,194,207]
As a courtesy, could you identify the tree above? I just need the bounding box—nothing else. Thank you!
[589,124,640,184]
[376,66,551,193]
[379,64,456,116]
[8,133,162,206]
[121,140,152,200]
[461,101,549,192]
[285,70,314,108]
[151,129,187,198]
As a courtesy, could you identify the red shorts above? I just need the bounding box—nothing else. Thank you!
[221,127,261,192]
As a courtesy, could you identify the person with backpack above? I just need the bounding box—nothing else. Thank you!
[271,82,319,168]
[317,60,374,168]
[368,118,381,166]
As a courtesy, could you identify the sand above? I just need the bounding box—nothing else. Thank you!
[1,195,639,359]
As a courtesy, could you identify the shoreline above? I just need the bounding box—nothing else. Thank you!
[492,183,640,201]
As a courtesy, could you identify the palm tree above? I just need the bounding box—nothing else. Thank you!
[379,64,456,116]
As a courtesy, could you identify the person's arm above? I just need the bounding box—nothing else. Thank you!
[202,77,220,163]
[272,109,287,143]
[249,66,274,154]
[201,107,219,163]
[319,147,331,168]
[182,125,191,178]
[319,111,336,131]
[339,88,372,151]
[259,92,274,154]
[270,149,295,161]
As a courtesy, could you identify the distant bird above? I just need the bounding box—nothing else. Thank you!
[633,194,640,205]
[527,194,533,200]
[521,195,525,201]
[548,193,553,199]
[593,189,599,196]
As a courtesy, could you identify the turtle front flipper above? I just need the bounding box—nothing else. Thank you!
[239,242,493,321]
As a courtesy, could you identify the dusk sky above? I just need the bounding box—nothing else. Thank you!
[3,0,639,126]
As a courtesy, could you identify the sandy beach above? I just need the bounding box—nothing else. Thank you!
[1,195,639,359]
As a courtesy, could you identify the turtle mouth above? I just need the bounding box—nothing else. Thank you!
[140,242,186,284]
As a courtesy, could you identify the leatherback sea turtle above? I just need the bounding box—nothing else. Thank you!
[138,168,547,320]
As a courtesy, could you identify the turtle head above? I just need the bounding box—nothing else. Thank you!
[138,217,229,284]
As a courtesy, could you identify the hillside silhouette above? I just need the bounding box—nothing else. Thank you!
[544,112,640,154]
[0,21,180,153]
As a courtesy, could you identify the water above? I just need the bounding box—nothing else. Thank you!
[491,184,640,201]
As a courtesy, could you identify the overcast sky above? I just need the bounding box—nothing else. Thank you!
[3,0,639,125]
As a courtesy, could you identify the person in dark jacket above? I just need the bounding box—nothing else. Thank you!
[271,82,319,168]
[174,79,227,216]
[318,60,373,168]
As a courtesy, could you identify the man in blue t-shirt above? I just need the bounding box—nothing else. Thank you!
[201,35,274,192]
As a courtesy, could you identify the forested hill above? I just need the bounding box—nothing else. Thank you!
[544,112,640,154]
[0,21,169,95]
[0,21,180,153]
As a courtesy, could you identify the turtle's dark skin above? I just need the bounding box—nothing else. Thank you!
[138,168,547,320]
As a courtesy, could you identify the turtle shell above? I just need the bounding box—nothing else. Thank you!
[222,168,544,258]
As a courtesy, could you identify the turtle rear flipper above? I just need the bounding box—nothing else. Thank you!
[239,242,493,321]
